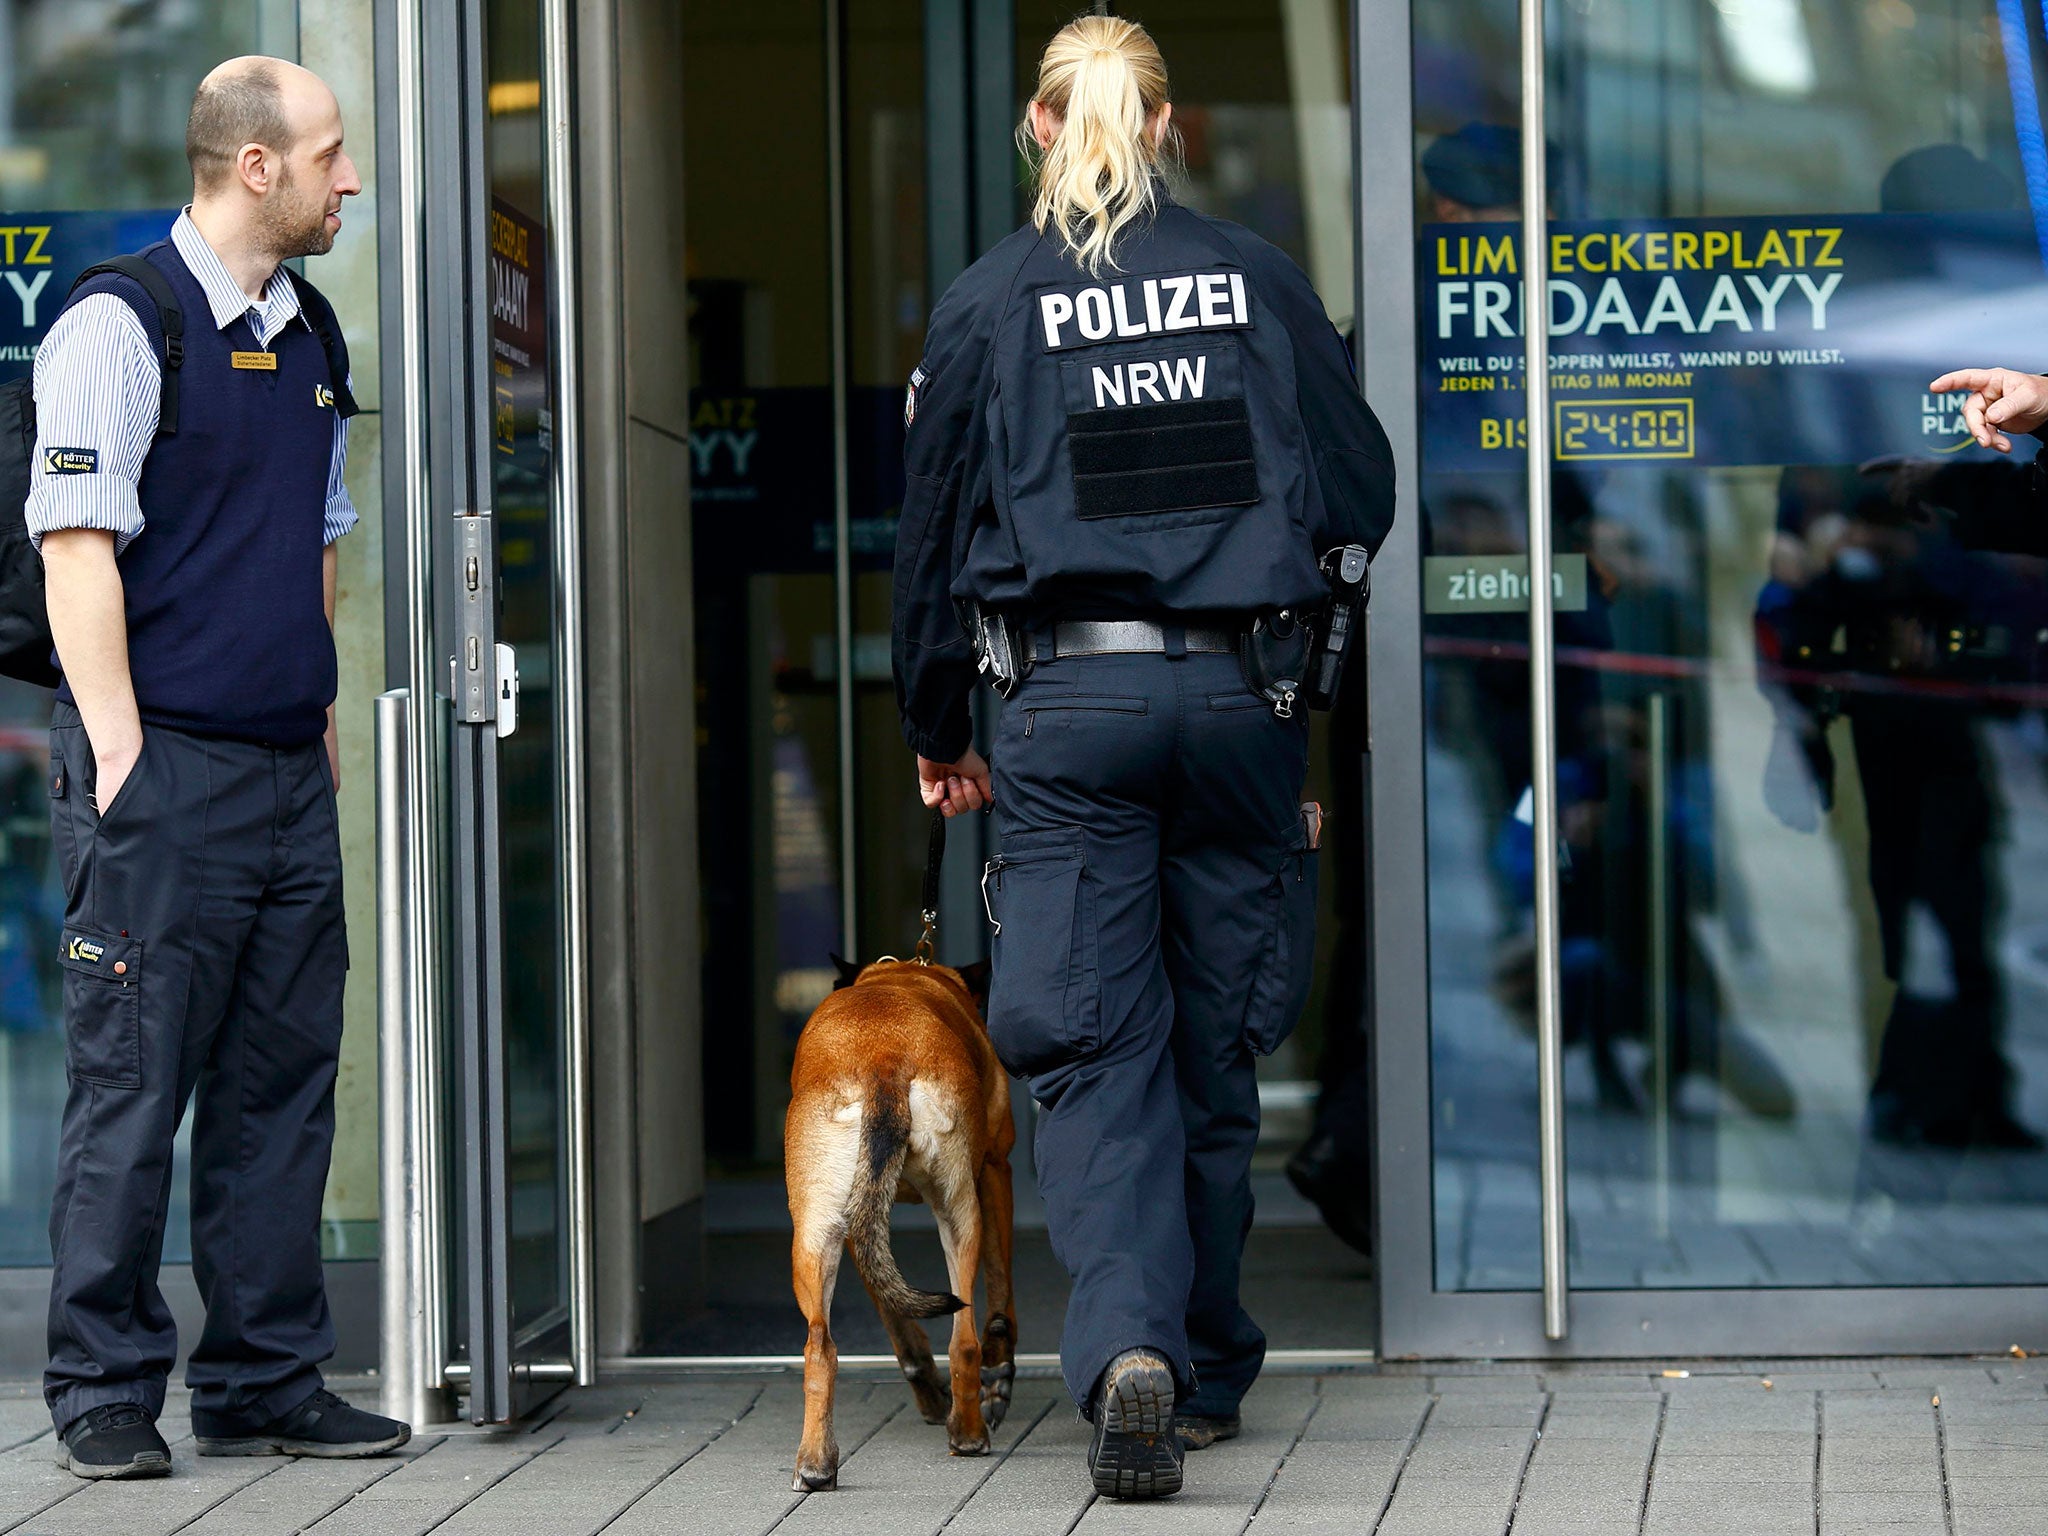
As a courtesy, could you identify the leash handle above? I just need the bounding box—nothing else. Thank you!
[915,809,945,964]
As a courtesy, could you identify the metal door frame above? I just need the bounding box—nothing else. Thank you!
[1359,0,2048,1359]
[380,0,596,1422]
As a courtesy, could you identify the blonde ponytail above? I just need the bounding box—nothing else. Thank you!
[1019,16,1179,276]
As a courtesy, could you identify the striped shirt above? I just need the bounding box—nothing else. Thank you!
[24,210,357,554]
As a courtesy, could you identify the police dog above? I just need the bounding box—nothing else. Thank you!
[784,957,1016,1491]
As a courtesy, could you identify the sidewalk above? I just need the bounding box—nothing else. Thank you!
[4,1357,2047,1534]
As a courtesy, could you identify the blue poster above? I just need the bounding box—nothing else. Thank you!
[1419,211,2044,471]
[0,209,182,384]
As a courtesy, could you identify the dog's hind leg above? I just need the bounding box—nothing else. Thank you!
[934,1180,989,1456]
[976,1157,1018,1431]
[859,1273,951,1424]
[792,1227,844,1491]
[789,1098,859,1493]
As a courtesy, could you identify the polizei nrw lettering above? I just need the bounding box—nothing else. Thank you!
[1091,354,1208,408]
[1040,271,1251,352]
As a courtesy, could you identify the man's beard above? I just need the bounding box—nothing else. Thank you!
[257,164,335,261]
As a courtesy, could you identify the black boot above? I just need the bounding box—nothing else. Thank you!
[1087,1349,1183,1499]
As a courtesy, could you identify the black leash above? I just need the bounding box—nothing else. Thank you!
[915,808,945,965]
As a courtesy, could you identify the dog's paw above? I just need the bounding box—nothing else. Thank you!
[793,1463,839,1492]
[905,1366,952,1424]
[948,1431,991,1457]
[981,1359,1016,1430]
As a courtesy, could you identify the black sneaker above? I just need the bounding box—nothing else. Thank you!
[1175,1412,1241,1451]
[194,1389,410,1458]
[1087,1348,1183,1500]
[62,1403,171,1480]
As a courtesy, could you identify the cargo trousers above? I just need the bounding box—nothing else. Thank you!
[43,702,347,1435]
[983,646,1317,1418]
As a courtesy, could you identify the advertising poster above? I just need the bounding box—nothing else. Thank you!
[0,210,181,384]
[1419,211,2043,472]
[489,196,551,480]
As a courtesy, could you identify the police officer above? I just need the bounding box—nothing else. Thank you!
[29,58,409,1477]
[893,17,1394,1500]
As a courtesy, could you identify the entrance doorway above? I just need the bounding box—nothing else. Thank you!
[397,0,2048,1411]
[670,0,1377,1361]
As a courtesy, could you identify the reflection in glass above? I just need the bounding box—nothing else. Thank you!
[485,0,569,1333]
[1419,0,2048,1290]
[0,6,286,1266]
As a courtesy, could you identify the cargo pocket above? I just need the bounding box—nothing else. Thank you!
[59,926,142,1089]
[982,831,1098,1076]
[1243,824,1318,1057]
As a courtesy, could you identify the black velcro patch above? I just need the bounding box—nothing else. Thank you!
[42,447,98,476]
[1068,398,1258,519]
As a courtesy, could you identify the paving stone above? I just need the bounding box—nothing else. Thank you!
[301,1430,565,1536]
[1816,1487,1949,1532]
[940,1396,1092,1536]
[181,1448,431,1535]
[600,1379,900,1536]
[1070,1376,1318,1536]
[0,1404,51,1456]
[0,1427,93,1534]
[780,1383,1059,1536]
[430,1382,767,1536]
[13,1442,281,1536]
[1510,1393,1658,1536]
[1538,1372,1659,1394]
[1642,1482,1815,1536]
[1253,1440,1414,1533]
[1299,1378,1431,1442]
[1374,1419,1540,1536]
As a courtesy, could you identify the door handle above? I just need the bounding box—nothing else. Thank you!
[495,643,519,739]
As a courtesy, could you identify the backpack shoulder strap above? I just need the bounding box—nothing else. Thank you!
[68,252,185,435]
[282,269,359,420]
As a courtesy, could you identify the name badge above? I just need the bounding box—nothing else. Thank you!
[230,351,277,371]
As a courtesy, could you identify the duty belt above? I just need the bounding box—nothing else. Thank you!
[1040,619,1238,658]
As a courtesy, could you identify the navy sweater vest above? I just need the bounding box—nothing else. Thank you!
[56,242,340,746]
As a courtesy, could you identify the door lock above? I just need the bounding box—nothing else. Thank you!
[494,643,519,739]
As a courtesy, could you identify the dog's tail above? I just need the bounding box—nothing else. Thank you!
[846,1081,965,1320]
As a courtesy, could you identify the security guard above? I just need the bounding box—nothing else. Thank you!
[29,59,409,1478]
[893,17,1394,1500]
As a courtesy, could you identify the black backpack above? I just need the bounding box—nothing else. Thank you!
[0,254,357,688]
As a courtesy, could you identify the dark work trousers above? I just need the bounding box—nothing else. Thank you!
[43,702,347,1436]
[984,649,1315,1418]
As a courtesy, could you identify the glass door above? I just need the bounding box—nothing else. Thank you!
[1372,0,2048,1355]
[415,0,590,1418]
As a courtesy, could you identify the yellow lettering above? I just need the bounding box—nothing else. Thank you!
[1481,418,1501,450]
[1672,231,1700,270]
[1813,227,1842,267]
[1731,231,1752,269]
[1579,232,1607,273]
[1551,232,1574,273]
[1611,233,1642,271]
[0,229,16,265]
[1643,231,1669,270]
[1702,230,1731,267]
[1788,228,1811,265]
[1475,235,1515,275]
[1436,236,1455,276]
[1756,228,1790,267]
[24,226,50,265]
